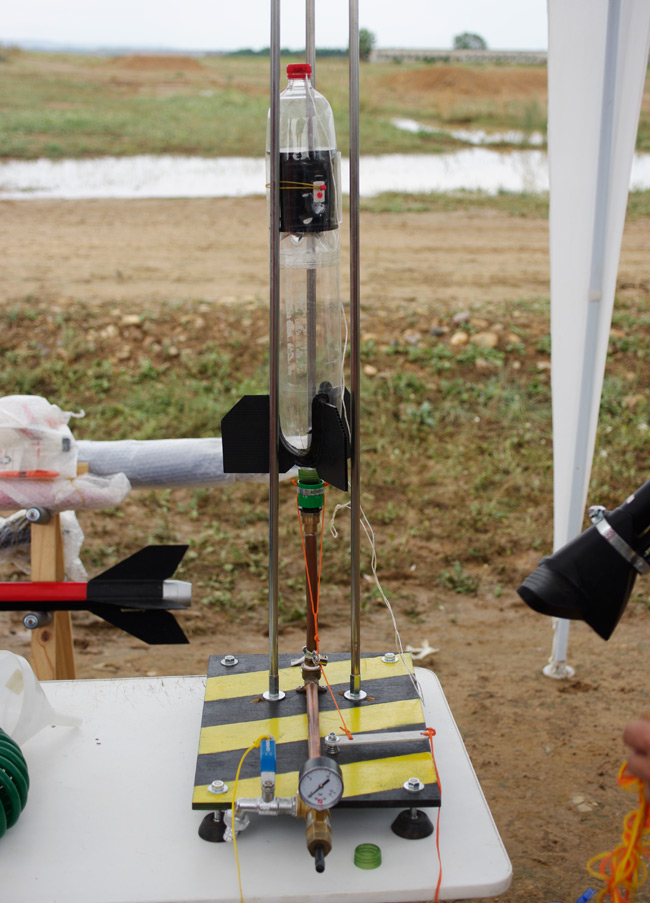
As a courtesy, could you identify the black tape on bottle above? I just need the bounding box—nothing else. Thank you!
[279,151,337,233]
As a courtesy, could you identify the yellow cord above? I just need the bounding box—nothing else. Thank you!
[264,181,325,190]
[231,735,271,903]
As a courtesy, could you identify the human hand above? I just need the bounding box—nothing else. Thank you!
[623,714,650,803]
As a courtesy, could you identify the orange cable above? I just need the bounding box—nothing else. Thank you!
[422,727,443,903]
[319,662,353,741]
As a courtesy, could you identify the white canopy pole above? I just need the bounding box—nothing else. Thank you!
[545,0,650,677]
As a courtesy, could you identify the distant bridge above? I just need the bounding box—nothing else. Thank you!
[370,48,548,65]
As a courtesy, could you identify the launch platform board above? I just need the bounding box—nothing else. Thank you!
[192,652,439,810]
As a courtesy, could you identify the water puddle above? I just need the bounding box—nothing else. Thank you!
[2,150,650,199]
[391,118,546,146]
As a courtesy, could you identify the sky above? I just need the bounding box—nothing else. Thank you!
[2,0,549,53]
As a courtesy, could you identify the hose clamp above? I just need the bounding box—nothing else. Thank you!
[589,505,650,574]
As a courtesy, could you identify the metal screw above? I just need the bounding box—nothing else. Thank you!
[23,611,52,630]
[25,507,51,524]
[404,777,424,792]
[382,652,398,663]
[324,731,340,755]
[589,505,606,524]
[221,655,238,668]
[208,780,229,795]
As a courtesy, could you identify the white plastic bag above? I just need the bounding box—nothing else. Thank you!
[0,396,78,480]
[0,471,131,513]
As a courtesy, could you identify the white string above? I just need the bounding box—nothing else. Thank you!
[335,284,422,700]
[329,500,423,702]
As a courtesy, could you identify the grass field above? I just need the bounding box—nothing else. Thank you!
[0,49,552,158]
[2,287,649,614]
[1,51,650,603]
[1,49,650,600]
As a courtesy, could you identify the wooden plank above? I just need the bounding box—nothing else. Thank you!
[30,515,76,680]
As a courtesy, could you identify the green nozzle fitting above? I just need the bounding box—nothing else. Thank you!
[297,468,325,510]
[354,843,382,869]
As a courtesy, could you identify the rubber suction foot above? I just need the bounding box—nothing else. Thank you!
[391,808,434,840]
[198,811,226,842]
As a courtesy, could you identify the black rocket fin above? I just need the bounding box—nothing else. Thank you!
[91,545,188,584]
[306,394,348,492]
[89,606,189,645]
[221,395,294,475]
[221,390,350,490]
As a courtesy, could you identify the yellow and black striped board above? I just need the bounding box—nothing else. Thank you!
[192,653,440,811]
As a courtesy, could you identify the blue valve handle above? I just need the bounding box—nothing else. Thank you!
[260,737,276,776]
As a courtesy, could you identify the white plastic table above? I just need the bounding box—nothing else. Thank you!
[1,669,511,902]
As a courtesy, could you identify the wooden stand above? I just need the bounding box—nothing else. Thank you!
[29,513,76,681]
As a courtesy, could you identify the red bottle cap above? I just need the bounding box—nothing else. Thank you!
[287,63,312,79]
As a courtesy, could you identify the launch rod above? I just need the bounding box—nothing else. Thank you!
[266,0,283,702]
[306,0,316,86]
[305,5,317,422]
[347,0,364,701]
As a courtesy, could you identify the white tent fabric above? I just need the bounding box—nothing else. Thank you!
[546,0,650,675]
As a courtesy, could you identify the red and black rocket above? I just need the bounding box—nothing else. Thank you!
[0,545,191,645]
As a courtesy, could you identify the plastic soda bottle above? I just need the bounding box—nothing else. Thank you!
[267,63,343,454]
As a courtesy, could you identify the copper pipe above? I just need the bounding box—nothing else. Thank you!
[301,509,321,672]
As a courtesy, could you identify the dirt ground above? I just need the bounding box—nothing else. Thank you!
[1,197,650,903]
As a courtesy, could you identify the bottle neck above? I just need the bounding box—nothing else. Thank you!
[286,77,311,92]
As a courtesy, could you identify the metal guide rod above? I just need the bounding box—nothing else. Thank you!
[305,681,322,757]
[346,0,365,701]
[306,4,317,417]
[306,0,316,85]
[265,0,284,702]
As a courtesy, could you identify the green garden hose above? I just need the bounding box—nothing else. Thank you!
[0,727,29,837]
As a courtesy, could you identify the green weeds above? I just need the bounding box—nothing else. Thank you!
[1,258,650,620]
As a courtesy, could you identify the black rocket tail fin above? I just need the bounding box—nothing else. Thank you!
[221,390,350,492]
[89,544,191,643]
[90,606,189,645]
[92,545,188,583]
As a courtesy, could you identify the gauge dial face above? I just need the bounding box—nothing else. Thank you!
[298,757,344,810]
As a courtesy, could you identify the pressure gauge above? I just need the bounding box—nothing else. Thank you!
[298,756,344,810]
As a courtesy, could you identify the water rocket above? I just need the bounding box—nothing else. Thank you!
[0,545,191,645]
[221,62,349,493]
